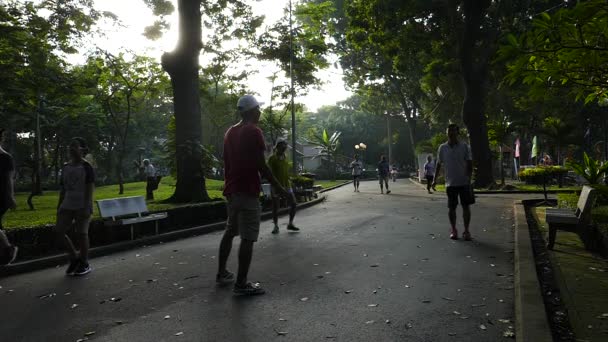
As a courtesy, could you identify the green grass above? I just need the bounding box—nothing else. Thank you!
[4,177,224,230]
[432,184,580,192]
[3,177,347,229]
[315,180,350,189]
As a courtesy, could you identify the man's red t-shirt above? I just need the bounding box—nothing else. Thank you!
[223,123,266,197]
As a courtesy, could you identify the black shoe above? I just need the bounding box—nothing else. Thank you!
[286,224,300,231]
[73,262,92,276]
[386,190,391,194]
[66,259,80,276]
[233,282,265,296]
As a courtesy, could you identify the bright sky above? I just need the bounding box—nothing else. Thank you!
[88,0,351,112]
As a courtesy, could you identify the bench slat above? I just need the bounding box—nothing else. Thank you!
[97,196,149,219]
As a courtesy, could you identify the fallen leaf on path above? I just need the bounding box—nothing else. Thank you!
[404,284,411,288]
[274,329,288,336]
[490,264,496,267]
[503,330,515,338]
[372,290,377,294]
[370,264,379,267]
[84,331,96,337]
[422,300,431,303]
[365,320,375,324]
[453,311,461,315]
[448,333,457,336]
[405,322,413,329]
[300,297,309,302]
[183,275,199,280]
[368,304,378,307]
[110,297,122,302]
[471,304,486,308]
[385,320,391,324]
[479,324,487,330]
[441,297,455,301]
[279,318,287,321]
[316,275,324,279]
[70,304,79,309]
[498,319,511,324]
[175,332,184,336]
[38,293,57,299]
[164,315,171,320]
[344,290,352,294]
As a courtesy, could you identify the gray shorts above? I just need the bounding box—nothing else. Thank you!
[225,194,261,242]
[56,209,92,235]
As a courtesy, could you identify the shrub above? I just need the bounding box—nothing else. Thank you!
[291,175,314,189]
[518,166,568,184]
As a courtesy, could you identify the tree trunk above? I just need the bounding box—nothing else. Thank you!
[460,0,493,188]
[162,0,209,202]
[117,152,124,195]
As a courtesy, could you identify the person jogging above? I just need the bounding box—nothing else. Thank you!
[350,154,363,192]
[0,128,18,265]
[432,124,474,240]
[55,137,95,275]
[424,155,436,194]
[268,139,299,234]
[216,95,293,296]
[378,155,391,194]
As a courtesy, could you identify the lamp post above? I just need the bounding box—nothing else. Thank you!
[289,0,297,174]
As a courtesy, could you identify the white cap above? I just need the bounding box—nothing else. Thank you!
[237,95,264,112]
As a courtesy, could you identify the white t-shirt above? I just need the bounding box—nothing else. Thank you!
[350,160,363,176]
[144,164,156,177]
[437,142,472,187]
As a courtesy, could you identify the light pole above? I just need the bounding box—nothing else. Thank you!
[289,0,297,174]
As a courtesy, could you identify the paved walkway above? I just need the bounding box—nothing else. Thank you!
[1,180,522,341]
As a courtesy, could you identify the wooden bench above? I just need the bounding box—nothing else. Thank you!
[545,185,596,250]
[96,196,168,240]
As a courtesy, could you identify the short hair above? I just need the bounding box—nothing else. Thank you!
[447,123,459,131]
[71,137,89,155]
[354,154,359,158]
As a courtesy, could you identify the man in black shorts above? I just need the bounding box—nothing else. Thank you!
[350,154,363,192]
[433,124,474,240]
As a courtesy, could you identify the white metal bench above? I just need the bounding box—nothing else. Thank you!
[96,196,168,240]
[545,185,596,250]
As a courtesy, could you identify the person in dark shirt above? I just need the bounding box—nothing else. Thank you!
[377,155,391,194]
[0,128,18,265]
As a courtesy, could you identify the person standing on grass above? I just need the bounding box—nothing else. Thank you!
[350,154,363,192]
[268,139,299,234]
[55,137,95,276]
[216,95,293,296]
[378,155,391,194]
[0,128,18,265]
[424,155,437,194]
[432,124,474,241]
[143,159,157,200]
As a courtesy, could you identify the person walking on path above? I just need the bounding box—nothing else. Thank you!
[143,159,157,200]
[432,124,474,240]
[424,155,437,194]
[378,155,391,194]
[350,154,363,192]
[217,95,294,296]
[55,137,95,276]
[268,139,299,234]
[0,128,18,265]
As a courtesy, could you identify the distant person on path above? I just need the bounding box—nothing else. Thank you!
[0,128,18,265]
[217,95,293,296]
[378,155,391,194]
[433,124,474,240]
[391,167,398,182]
[350,154,363,192]
[143,159,157,200]
[424,155,436,194]
[268,139,299,234]
[55,137,95,275]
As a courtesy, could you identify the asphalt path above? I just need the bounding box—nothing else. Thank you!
[0,180,526,342]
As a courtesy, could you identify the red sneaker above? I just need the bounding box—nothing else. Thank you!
[450,228,458,240]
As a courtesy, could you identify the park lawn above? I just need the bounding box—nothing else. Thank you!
[315,179,350,189]
[4,177,224,230]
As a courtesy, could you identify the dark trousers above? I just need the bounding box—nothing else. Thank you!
[426,175,434,191]
[146,177,156,200]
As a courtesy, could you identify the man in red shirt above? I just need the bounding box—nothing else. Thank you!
[217,94,293,295]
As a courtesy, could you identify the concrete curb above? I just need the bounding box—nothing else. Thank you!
[0,196,327,278]
[319,180,352,193]
[513,201,553,342]
[408,178,576,194]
